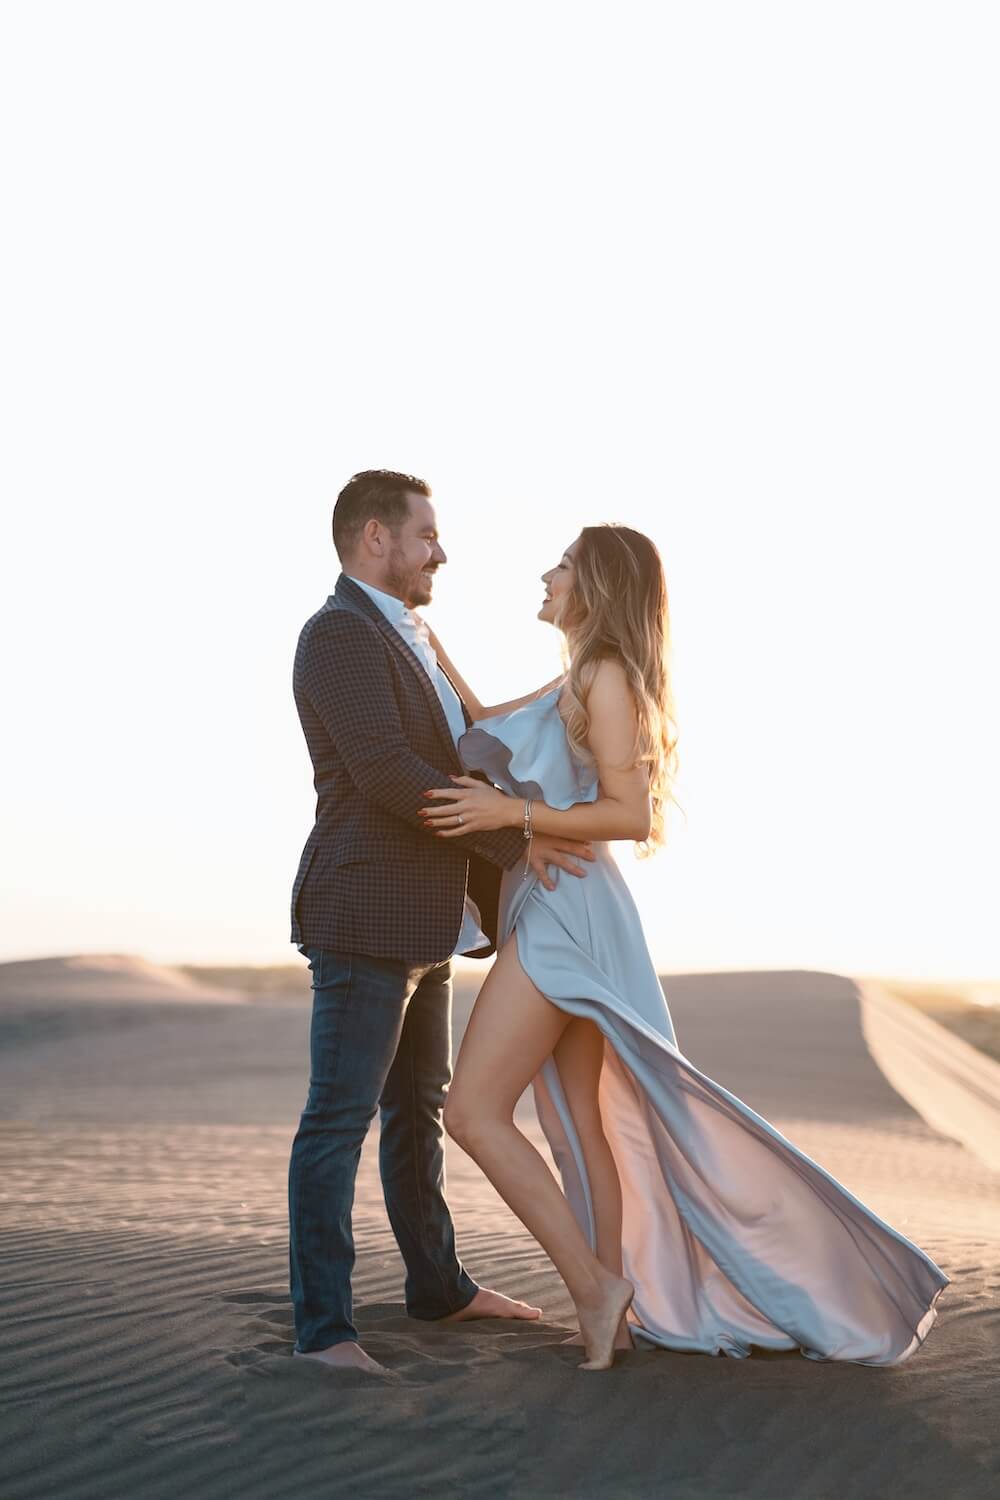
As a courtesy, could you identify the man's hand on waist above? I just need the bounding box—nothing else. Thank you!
[528,834,596,892]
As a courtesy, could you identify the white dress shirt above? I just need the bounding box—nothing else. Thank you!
[346,576,490,956]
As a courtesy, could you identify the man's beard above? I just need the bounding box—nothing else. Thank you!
[385,550,435,607]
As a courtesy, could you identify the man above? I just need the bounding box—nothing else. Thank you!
[288,469,594,1375]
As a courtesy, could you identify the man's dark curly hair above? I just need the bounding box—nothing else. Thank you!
[332,469,431,561]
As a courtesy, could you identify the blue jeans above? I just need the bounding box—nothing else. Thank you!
[288,946,479,1351]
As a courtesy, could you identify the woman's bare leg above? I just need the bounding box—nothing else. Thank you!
[553,1019,633,1350]
[445,935,633,1371]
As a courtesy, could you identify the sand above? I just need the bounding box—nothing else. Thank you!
[0,954,246,1005]
[0,960,997,1499]
[871,978,1000,1065]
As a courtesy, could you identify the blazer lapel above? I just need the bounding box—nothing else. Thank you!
[333,576,461,767]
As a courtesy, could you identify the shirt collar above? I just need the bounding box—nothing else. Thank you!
[345,575,410,627]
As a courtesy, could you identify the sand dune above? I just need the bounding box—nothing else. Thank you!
[0,954,246,1005]
[0,967,997,1499]
[860,980,1000,1172]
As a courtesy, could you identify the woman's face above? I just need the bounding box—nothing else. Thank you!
[538,538,579,625]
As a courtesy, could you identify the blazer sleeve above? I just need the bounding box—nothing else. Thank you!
[296,610,525,871]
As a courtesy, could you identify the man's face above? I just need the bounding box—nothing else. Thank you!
[383,492,447,607]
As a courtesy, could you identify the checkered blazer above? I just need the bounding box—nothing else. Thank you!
[290,574,526,962]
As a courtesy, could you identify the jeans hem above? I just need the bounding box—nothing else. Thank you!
[408,1276,481,1322]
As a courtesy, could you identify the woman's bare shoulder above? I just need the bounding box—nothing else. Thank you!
[558,658,636,738]
[587,657,634,709]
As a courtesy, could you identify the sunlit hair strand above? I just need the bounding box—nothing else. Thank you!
[555,524,679,855]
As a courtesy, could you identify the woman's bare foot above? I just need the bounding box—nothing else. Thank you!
[440,1287,542,1322]
[561,1316,634,1351]
[576,1275,634,1371]
[293,1343,395,1377]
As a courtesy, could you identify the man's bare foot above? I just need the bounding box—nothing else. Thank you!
[440,1287,542,1323]
[562,1317,634,1352]
[576,1275,634,1371]
[293,1343,395,1377]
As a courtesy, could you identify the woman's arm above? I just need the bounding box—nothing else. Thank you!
[477,677,567,719]
[422,621,486,718]
[422,619,564,721]
[421,660,652,843]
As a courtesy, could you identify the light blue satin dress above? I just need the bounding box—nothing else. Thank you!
[458,684,949,1365]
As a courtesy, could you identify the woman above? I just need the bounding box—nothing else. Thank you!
[420,525,948,1371]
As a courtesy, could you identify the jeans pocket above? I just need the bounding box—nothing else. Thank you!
[322,949,356,994]
[306,953,356,1105]
[302,947,350,992]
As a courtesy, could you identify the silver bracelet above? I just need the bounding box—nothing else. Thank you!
[522,798,533,840]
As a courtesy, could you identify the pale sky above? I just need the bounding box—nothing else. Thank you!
[2,2,998,978]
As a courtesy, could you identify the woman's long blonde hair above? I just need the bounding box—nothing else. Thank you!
[556,524,679,854]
